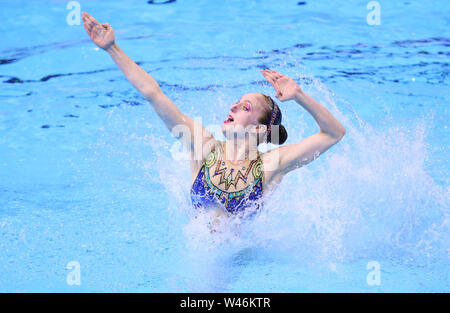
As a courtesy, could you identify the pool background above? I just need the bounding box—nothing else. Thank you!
[0,0,448,292]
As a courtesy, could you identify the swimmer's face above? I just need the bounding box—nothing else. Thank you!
[221,93,266,138]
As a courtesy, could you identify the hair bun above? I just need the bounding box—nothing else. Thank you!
[269,124,288,145]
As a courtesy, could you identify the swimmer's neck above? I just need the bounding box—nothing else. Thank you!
[223,137,259,162]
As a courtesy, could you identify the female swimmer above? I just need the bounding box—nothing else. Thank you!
[82,12,346,226]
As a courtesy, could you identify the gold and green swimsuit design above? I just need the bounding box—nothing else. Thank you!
[190,142,264,214]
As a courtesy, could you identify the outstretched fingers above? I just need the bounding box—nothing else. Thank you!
[82,20,95,38]
[262,69,284,81]
[261,69,277,85]
[271,70,284,79]
[82,20,91,34]
[82,14,93,30]
[83,12,100,25]
[83,12,102,34]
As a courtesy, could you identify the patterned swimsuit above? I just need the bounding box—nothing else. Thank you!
[190,141,264,215]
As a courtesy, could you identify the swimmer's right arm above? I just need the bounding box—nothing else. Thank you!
[82,12,217,157]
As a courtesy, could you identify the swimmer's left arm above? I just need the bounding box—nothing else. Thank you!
[261,70,346,175]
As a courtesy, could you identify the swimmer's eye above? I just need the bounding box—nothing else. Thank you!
[241,103,250,111]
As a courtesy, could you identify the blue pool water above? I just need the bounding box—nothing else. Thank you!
[0,0,448,292]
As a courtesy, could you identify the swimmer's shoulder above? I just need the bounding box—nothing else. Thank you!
[190,139,222,181]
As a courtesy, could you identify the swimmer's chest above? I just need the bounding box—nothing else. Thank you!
[204,151,263,194]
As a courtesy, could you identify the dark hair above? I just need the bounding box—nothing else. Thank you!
[258,94,288,145]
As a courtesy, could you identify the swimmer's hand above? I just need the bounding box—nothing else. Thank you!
[82,12,115,51]
[261,69,303,102]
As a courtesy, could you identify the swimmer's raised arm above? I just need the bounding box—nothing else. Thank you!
[82,12,217,158]
[261,69,346,176]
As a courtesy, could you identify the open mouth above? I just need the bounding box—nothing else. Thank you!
[224,115,234,124]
